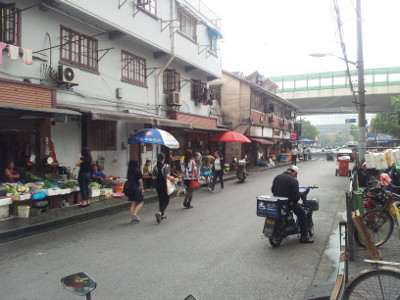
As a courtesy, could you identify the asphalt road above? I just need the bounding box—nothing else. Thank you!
[0,154,349,300]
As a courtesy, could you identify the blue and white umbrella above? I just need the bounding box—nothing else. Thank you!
[128,128,180,149]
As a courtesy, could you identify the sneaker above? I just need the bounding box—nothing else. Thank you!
[299,237,314,244]
[155,213,161,223]
[161,214,167,220]
[208,187,213,191]
[183,199,188,208]
[186,204,193,209]
[131,215,140,222]
[221,188,224,191]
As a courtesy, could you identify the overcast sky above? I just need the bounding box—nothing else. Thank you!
[202,0,400,77]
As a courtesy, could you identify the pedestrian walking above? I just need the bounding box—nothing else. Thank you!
[127,159,144,223]
[182,149,199,208]
[291,148,298,166]
[142,159,153,189]
[303,148,308,161]
[210,151,226,192]
[152,153,172,223]
[75,147,94,207]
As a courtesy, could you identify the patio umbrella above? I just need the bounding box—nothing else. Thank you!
[128,128,180,149]
[298,138,315,144]
[209,131,251,143]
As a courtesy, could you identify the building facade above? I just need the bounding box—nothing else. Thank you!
[0,0,223,177]
[210,71,300,165]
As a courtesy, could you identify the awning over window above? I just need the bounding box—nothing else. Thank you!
[250,137,274,145]
[0,103,82,116]
[58,106,192,129]
[154,117,192,129]
[192,126,228,132]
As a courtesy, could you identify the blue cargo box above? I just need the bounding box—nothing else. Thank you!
[257,195,289,218]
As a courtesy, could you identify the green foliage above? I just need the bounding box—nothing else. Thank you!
[301,119,319,140]
[332,129,350,146]
[349,124,359,141]
[371,96,400,138]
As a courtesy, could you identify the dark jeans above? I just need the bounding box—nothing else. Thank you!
[156,182,170,214]
[78,172,91,201]
[211,170,224,190]
[291,156,297,165]
[292,202,308,238]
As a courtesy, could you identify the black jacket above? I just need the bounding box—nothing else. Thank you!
[211,158,225,172]
[271,171,300,204]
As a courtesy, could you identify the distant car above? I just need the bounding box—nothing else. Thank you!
[336,148,354,162]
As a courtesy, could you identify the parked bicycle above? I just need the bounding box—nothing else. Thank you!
[345,259,400,299]
[354,188,400,248]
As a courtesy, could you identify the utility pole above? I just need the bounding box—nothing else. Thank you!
[356,0,366,163]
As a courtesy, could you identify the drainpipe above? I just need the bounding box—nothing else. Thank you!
[155,0,176,116]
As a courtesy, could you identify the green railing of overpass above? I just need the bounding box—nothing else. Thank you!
[268,67,400,93]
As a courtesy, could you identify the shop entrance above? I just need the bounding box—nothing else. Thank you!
[0,116,39,174]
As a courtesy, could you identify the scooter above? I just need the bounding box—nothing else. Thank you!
[257,186,319,247]
[326,151,334,161]
[61,272,199,299]
[236,159,247,183]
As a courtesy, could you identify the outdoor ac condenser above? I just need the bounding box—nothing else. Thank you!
[168,91,181,106]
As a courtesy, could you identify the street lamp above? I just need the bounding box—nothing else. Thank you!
[309,53,357,66]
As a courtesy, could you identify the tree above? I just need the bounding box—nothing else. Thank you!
[371,96,400,138]
[332,129,350,147]
[301,119,319,140]
[349,124,359,141]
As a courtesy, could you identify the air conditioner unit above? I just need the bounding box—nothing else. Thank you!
[168,91,181,106]
[58,65,80,85]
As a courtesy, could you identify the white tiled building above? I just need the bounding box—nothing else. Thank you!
[0,0,223,177]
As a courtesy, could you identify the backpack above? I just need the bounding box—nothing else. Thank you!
[123,176,137,197]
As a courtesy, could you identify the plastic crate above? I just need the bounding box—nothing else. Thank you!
[257,195,289,218]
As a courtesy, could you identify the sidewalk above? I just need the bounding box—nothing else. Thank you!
[0,162,290,244]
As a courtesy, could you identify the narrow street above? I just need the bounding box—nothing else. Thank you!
[0,155,349,300]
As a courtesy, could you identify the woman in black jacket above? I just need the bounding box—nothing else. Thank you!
[152,153,173,223]
[210,151,226,192]
[127,159,144,222]
[75,147,94,207]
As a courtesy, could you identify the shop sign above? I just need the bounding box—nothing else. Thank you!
[273,130,281,137]
[283,131,291,139]
[290,132,297,140]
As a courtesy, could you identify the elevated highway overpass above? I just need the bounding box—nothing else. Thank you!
[269,67,400,115]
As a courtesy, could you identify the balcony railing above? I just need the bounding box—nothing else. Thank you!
[183,0,221,29]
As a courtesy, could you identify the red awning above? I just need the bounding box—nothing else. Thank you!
[250,138,274,145]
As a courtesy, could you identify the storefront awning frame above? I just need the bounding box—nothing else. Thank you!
[0,103,82,116]
[250,137,274,145]
[58,106,193,129]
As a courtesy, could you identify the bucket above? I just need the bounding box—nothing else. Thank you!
[18,205,30,218]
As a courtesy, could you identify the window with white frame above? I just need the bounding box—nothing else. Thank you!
[163,69,180,92]
[137,0,156,16]
[60,26,98,71]
[121,50,146,85]
[178,10,197,41]
[208,33,217,55]
[0,3,20,45]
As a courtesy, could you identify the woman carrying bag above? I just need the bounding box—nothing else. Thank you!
[210,151,226,192]
[152,153,173,223]
[182,149,199,209]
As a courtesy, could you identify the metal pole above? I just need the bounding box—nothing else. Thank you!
[356,0,366,163]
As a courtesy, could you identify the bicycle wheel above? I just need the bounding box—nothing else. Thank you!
[354,208,394,248]
[345,267,400,299]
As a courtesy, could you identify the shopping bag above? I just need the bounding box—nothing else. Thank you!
[176,181,186,197]
[166,179,176,195]
[189,179,200,189]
